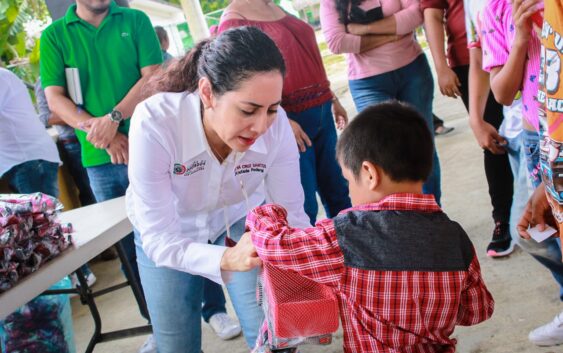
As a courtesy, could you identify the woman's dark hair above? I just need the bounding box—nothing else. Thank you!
[335,0,364,24]
[336,101,434,182]
[147,26,286,95]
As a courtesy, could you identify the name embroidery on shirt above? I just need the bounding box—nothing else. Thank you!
[234,163,266,176]
[173,160,206,176]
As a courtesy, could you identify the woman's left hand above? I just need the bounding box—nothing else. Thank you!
[347,23,369,35]
[332,96,348,130]
[220,232,262,272]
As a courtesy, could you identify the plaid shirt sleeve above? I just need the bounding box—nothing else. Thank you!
[457,250,495,325]
[247,204,345,287]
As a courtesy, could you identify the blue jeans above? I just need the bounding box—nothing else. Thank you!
[59,141,96,206]
[202,272,227,323]
[348,54,441,204]
[86,163,146,315]
[523,129,542,188]
[506,132,563,300]
[136,217,263,353]
[5,159,59,197]
[286,101,351,224]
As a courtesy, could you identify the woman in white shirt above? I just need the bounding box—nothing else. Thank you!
[126,26,311,353]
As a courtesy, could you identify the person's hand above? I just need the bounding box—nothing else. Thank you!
[346,23,370,35]
[436,66,462,98]
[220,232,262,272]
[106,132,129,165]
[288,119,312,153]
[332,97,348,130]
[469,119,507,154]
[82,115,119,149]
[512,0,540,45]
[518,183,558,239]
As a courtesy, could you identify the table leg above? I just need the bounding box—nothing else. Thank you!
[113,241,151,321]
[75,267,102,353]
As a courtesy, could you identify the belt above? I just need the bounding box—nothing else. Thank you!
[58,136,79,145]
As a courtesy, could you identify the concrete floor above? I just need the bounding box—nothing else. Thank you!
[71,55,563,353]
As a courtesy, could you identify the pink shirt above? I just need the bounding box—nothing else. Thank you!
[480,0,541,131]
[320,0,423,80]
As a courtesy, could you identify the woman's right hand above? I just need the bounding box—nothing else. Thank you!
[220,232,262,272]
[289,119,312,152]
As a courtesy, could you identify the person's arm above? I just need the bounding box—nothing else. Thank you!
[468,48,507,154]
[265,111,313,229]
[80,63,160,148]
[247,204,345,287]
[423,8,461,98]
[346,0,423,35]
[44,86,95,129]
[489,0,538,105]
[456,253,495,326]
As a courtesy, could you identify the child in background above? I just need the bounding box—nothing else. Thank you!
[242,101,494,353]
[480,0,543,187]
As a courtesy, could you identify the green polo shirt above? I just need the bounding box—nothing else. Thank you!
[40,1,163,167]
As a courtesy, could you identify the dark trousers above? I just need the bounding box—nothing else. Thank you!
[454,65,513,223]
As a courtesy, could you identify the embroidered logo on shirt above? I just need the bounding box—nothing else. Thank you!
[234,163,266,176]
[121,32,130,37]
[173,160,206,176]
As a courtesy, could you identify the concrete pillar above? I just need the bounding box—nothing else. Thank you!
[178,0,210,42]
[45,0,129,21]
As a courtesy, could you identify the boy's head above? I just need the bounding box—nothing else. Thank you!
[336,101,433,205]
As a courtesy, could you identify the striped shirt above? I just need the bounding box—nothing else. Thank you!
[480,0,542,132]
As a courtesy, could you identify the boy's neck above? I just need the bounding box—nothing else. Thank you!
[365,181,425,205]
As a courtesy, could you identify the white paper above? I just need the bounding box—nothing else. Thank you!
[65,67,83,106]
[528,225,558,243]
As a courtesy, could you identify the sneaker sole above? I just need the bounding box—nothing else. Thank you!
[217,329,242,340]
[487,242,515,258]
[530,338,563,347]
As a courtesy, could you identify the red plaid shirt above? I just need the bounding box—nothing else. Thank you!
[248,193,494,353]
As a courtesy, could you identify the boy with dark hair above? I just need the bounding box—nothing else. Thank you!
[242,101,494,352]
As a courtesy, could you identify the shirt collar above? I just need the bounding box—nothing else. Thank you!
[181,93,268,161]
[65,1,122,25]
[340,193,441,214]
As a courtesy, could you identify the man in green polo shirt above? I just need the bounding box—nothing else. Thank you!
[40,1,161,346]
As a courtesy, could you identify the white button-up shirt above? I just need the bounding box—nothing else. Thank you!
[0,68,60,177]
[126,92,310,284]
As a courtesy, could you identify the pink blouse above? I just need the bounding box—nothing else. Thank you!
[320,0,424,80]
[480,0,541,131]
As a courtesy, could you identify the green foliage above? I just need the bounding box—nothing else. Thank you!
[165,0,230,14]
[0,0,49,83]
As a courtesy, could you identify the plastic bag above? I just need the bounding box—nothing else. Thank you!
[0,276,76,353]
[254,263,339,352]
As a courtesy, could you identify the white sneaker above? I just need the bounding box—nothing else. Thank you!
[138,334,157,353]
[529,311,563,346]
[70,271,97,288]
[208,313,242,340]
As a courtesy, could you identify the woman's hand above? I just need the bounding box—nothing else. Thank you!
[289,119,312,152]
[347,23,370,36]
[220,232,262,272]
[332,96,348,130]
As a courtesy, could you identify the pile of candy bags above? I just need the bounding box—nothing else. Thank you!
[0,193,72,293]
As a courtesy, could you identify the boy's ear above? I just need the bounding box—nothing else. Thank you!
[198,77,214,109]
[361,161,380,191]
